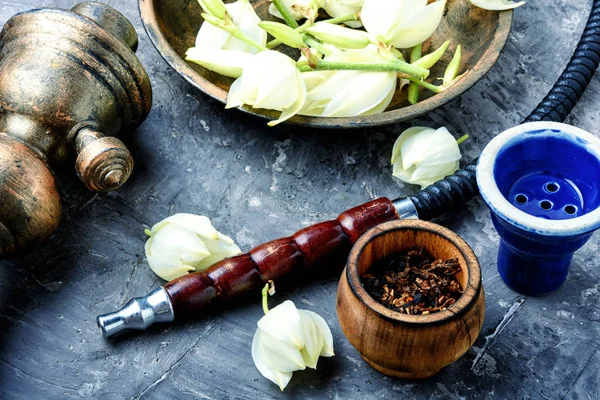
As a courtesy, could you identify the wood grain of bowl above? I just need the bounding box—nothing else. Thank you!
[139,0,513,128]
[336,219,485,379]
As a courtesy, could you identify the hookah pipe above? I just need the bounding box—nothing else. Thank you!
[0,2,152,257]
[97,1,600,337]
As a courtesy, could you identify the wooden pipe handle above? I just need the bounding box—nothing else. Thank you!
[164,198,400,318]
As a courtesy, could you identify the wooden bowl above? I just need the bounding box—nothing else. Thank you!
[139,0,513,128]
[336,219,485,379]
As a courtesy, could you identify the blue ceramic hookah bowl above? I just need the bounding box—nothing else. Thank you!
[477,121,600,296]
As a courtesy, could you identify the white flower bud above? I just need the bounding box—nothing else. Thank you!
[391,126,463,188]
[226,50,307,126]
[258,21,305,49]
[361,0,446,49]
[144,214,241,281]
[469,0,525,10]
[306,22,371,49]
[195,0,267,54]
[252,300,334,391]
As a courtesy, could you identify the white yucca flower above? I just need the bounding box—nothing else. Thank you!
[391,126,463,188]
[144,214,241,281]
[252,300,334,391]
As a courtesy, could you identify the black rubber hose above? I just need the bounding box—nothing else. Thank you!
[410,0,600,221]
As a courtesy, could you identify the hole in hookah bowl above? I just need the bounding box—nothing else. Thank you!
[540,200,553,211]
[564,205,577,215]
[545,182,560,193]
[515,194,529,204]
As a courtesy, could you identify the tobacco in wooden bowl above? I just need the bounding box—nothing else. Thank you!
[336,219,485,379]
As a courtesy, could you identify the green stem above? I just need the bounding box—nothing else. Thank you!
[236,31,268,52]
[410,44,422,63]
[144,228,152,237]
[456,134,469,145]
[303,35,333,56]
[408,44,422,105]
[298,59,429,78]
[322,12,360,25]
[407,77,443,93]
[262,283,270,315]
[272,0,299,28]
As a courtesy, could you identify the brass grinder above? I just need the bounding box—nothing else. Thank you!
[0,2,152,257]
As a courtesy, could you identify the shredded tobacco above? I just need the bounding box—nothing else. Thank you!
[361,248,463,315]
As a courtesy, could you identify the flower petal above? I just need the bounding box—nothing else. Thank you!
[161,213,218,240]
[361,0,409,42]
[389,0,446,48]
[400,126,461,170]
[392,162,417,183]
[410,160,460,182]
[301,310,334,357]
[148,224,210,266]
[391,126,423,165]
[410,160,460,188]
[358,77,397,116]
[398,127,436,170]
[321,72,396,117]
[252,329,294,391]
[194,19,232,50]
[226,77,244,109]
[469,0,525,10]
[268,69,307,126]
[297,312,321,368]
[254,52,299,109]
[322,0,363,28]
[186,49,254,78]
[258,329,306,371]
[145,239,194,281]
[226,0,267,53]
[257,300,304,346]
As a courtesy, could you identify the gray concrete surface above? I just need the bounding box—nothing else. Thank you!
[1,1,599,399]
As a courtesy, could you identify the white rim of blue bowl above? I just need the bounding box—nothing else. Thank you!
[477,121,600,237]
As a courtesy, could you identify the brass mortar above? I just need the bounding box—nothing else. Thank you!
[0,2,152,257]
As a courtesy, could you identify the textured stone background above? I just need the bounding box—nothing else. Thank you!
[1,1,600,399]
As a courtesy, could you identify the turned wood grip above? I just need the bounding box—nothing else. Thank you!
[164,198,400,318]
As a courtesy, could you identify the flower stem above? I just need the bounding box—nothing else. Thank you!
[261,280,275,315]
[272,0,299,28]
[262,283,270,314]
[407,77,443,93]
[322,12,360,25]
[144,228,152,237]
[303,35,334,56]
[456,134,469,145]
[298,59,429,79]
[408,44,422,105]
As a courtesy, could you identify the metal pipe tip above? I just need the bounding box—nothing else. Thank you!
[96,287,175,338]
[96,311,127,338]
